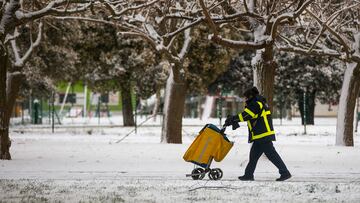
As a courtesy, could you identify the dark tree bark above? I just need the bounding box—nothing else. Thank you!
[297,90,316,125]
[253,46,276,111]
[286,100,292,121]
[161,66,186,144]
[336,63,360,146]
[0,44,11,160]
[0,60,23,160]
[120,81,135,126]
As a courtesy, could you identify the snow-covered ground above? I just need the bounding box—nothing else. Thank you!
[1,117,360,202]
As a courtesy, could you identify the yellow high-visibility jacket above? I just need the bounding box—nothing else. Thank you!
[238,95,275,143]
[183,124,233,168]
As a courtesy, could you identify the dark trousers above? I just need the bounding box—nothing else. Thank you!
[245,141,289,177]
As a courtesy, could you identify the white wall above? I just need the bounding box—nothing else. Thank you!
[292,98,360,117]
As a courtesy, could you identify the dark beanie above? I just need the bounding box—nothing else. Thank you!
[243,86,259,98]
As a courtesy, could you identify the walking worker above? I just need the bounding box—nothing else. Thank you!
[224,86,291,181]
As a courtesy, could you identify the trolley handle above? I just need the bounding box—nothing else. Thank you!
[219,125,233,143]
[220,122,240,134]
[220,125,227,134]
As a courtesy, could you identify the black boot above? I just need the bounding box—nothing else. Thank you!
[276,173,292,181]
[238,175,254,181]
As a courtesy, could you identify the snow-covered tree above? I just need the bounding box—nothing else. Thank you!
[86,1,232,143]
[198,0,313,110]
[74,19,164,126]
[0,1,156,159]
[0,0,93,160]
[275,52,344,125]
[210,50,344,125]
[278,0,360,146]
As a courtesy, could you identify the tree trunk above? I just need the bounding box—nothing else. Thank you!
[286,100,292,121]
[7,74,23,119]
[252,46,276,111]
[152,89,161,121]
[286,108,292,121]
[336,62,360,146]
[0,44,11,160]
[161,67,186,144]
[120,82,135,126]
[355,98,359,133]
[0,68,25,161]
[297,90,316,125]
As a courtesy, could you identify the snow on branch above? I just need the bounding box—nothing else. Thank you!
[305,8,351,57]
[277,0,360,64]
[163,11,264,40]
[101,0,159,17]
[198,0,266,49]
[278,45,342,59]
[270,0,313,41]
[178,23,191,60]
[15,1,93,25]
[276,32,347,62]
[212,34,267,49]
[198,0,314,49]
[97,1,199,64]
[54,15,162,49]
[10,21,43,67]
[55,16,129,30]
[0,0,95,40]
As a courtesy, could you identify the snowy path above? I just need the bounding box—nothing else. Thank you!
[1,178,360,202]
[1,118,360,202]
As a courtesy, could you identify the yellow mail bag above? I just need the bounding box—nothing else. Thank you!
[183,124,233,168]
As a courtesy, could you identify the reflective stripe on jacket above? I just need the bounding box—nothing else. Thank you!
[238,96,275,143]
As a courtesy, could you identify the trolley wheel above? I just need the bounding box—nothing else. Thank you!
[191,168,205,180]
[208,168,221,180]
[214,168,223,180]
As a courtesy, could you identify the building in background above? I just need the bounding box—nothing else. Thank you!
[10,82,360,126]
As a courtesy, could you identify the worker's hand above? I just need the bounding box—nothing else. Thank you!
[224,115,239,127]
[224,115,233,127]
[232,122,240,130]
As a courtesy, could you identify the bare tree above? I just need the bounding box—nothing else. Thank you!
[60,1,240,143]
[197,0,313,110]
[0,0,96,160]
[0,0,157,159]
[277,0,360,146]
[87,1,199,143]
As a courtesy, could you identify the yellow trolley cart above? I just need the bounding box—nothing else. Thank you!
[183,124,234,180]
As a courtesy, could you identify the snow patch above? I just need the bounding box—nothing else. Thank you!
[134,14,145,22]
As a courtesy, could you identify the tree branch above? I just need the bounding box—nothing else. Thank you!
[277,45,342,59]
[178,23,191,60]
[103,0,159,17]
[10,21,43,67]
[211,34,266,49]
[198,0,219,36]
[270,0,313,43]
[305,8,351,57]
[118,31,159,51]
[277,34,343,59]
[15,0,93,26]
